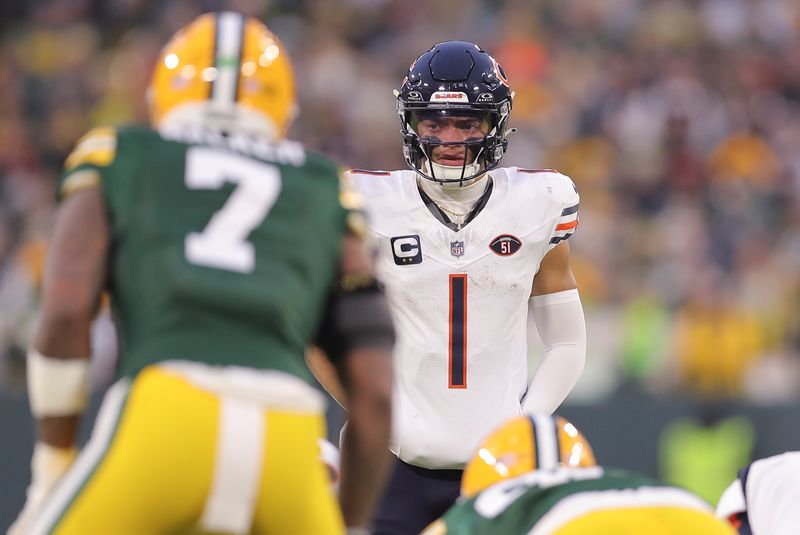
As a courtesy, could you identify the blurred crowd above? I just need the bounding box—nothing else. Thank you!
[2,0,800,403]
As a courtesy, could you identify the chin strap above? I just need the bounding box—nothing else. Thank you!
[421,160,484,187]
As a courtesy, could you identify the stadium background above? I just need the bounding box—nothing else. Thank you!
[1,0,800,530]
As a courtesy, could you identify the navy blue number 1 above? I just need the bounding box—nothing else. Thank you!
[449,274,467,389]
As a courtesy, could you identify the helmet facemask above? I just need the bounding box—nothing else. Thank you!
[399,102,511,187]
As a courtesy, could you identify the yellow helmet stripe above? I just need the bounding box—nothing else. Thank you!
[212,11,245,105]
[531,413,559,470]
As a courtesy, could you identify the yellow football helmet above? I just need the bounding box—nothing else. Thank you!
[148,11,297,139]
[461,413,597,498]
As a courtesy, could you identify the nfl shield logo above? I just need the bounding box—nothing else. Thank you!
[450,240,465,258]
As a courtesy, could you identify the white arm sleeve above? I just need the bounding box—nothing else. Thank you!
[522,289,586,415]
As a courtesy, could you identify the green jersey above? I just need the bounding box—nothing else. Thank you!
[431,468,710,535]
[59,125,356,381]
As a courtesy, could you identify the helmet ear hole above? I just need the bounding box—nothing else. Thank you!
[403,131,420,149]
[401,132,422,166]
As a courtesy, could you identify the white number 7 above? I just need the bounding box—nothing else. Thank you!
[184,147,282,273]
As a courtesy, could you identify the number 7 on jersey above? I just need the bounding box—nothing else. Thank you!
[184,147,281,273]
[449,274,468,388]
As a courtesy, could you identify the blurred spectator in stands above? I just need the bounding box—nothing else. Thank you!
[2,0,800,403]
[660,414,755,504]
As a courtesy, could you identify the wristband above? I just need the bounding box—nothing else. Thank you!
[27,350,90,417]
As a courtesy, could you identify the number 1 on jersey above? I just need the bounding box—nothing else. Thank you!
[449,274,468,388]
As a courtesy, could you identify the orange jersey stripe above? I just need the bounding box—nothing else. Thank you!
[555,219,578,231]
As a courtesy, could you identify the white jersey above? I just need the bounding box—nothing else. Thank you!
[350,167,580,469]
[716,451,800,535]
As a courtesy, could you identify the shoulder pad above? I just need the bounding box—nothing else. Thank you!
[530,169,578,202]
[64,127,117,171]
[516,167,560,174]
[552,172,579,204]
[64,127,118,172]
[338,169,365,211]
[538,171,579,246]
[348,169,408,205]
[510,167,578,204]
[60,127,118,200]
[347,169,391,176]
[338,170,369,239]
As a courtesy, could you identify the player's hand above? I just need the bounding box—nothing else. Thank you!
[8,443,77,535]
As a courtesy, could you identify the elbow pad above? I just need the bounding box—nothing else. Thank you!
[315,279,395,364]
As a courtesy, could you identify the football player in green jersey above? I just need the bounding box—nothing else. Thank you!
[10,11,394,535]
[423,414,736,535]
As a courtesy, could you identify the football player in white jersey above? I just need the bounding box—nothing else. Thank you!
[716,451,800,535]
[311,41,586,534]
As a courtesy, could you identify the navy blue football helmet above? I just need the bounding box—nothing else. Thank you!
[397,41,513,185]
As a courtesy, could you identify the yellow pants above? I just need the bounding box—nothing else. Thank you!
[555,506,736,535]
[30,364,344,535]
